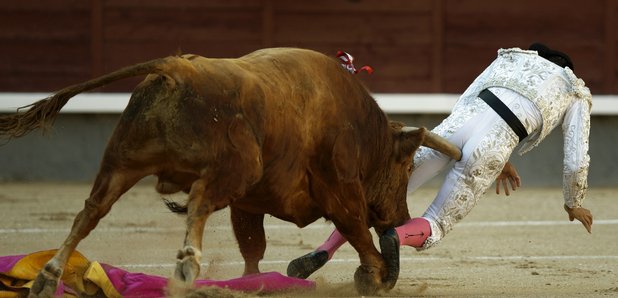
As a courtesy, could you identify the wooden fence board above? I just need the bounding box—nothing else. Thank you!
[0,0,614,93]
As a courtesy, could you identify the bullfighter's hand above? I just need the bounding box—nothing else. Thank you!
[495,161,521,196]
[564,204,593,233]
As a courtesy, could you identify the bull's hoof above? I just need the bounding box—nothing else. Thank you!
[286,250,329,279]
[379,228,400,290]
[174,256,201,283]
[28,264,62,298]
[174,247,201,283]
[353,264,382,296]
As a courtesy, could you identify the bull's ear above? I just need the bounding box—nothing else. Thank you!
[396,127,426,162]
[389,120,405,130]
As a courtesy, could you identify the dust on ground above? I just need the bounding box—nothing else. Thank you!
[1,183,616,297]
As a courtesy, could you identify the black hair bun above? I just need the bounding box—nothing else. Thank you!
[528,42,574,70]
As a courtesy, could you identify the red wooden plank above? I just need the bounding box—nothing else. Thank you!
[103,9,262,42]
[273,0,432,13]
[445,0,603,14]
[0,11,90,40]
[442,45,497,93]
[0,1,91,91]
[91,0,103,78]
[1,0,88,12]
[104,0,262,9]
[364,77,434,93]
[262,0,274,47]
[605,0,617,93]
[274,14,433,45]
[431,0,444,92]
[0,42,90,92]
[444,0,605,45]
[0,0,614,94]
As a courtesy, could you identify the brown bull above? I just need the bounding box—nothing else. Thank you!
[0,48,460,296]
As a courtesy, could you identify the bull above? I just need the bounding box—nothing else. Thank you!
[0,48,461,296]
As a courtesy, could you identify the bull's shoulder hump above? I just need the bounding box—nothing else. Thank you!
[241,47,329,63]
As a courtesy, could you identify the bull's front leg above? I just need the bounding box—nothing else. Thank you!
[316,182,388,295]
[230,206,266,276]
[335,221,386,296]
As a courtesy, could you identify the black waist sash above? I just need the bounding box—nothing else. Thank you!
[478,89,528,142]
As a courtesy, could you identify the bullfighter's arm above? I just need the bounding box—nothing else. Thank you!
[563,204,593,233]
[561,99,591,209]
[495,161,521,196]
[561,98,593,233]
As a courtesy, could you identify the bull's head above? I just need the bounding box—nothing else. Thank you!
[369,122,461,234]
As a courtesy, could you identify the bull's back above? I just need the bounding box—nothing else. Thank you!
[238,48,376,148]
[106,48,382,217]
[173,48,373,158]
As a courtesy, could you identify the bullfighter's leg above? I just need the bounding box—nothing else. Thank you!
[230,206,266,276]
[420,131,515,250]
[286,230,343,278]
[28,170,144,298]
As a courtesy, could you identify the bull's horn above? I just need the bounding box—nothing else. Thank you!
[403,126,462,161]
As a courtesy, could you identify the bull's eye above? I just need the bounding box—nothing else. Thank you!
[406,164,413,174]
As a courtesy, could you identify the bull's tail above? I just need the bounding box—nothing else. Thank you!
[163,198,188,214]
[0,57,174,140]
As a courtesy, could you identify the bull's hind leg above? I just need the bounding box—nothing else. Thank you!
[175,114,263,283]
[174,178,211,283]
[174,174,262,283]
[174,177,238,284]
[174,173,259,283]
[28,169,144,298]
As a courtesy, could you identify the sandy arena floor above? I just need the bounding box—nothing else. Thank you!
[0,182,616,297]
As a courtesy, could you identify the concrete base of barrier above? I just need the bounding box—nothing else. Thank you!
[1,93,616,186]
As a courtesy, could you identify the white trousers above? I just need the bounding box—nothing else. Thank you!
[408,87,540,250]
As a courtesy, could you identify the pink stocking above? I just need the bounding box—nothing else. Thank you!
[316,229,347,260]
[395,217,431,247]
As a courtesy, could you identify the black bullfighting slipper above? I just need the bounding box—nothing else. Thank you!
[379,228,400,290]
[286,250,329,279]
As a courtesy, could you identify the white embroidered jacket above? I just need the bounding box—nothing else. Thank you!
[457,48,592,208]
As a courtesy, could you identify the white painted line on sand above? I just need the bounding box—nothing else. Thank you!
[117,255,618,269]
[2,219,617,234]
[457,219,618,227]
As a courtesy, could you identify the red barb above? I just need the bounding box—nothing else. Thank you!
[336,50,373,74]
